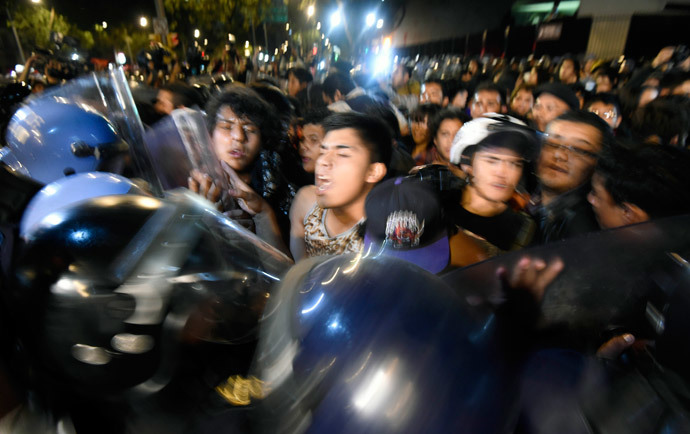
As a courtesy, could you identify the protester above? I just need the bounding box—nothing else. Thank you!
[427,107,471,166]
[528,110,612,244]
[470,82,507,119]
[588,145,690,229]
[190,85,297,251]
[420,77,448,106]
[289,112,391,260]
[585,92,623,132]
[409,103,442,165]
[297,108,331,177]
[287,67,313,112]
[509,84,535,120]
[448,124,538,256]
[153,82,202,116]
[531,83,580,132]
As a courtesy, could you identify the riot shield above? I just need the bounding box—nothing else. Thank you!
[144,108,238,211]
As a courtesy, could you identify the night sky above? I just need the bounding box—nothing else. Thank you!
[50,0,157,29]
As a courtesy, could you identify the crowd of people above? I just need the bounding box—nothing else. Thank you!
[1,37,690,431]
[113,43,690,274]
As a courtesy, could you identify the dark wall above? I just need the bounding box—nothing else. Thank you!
[625,14,690,58]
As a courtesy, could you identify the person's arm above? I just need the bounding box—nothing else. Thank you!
[18,55,39,82]
[289,185,317,262]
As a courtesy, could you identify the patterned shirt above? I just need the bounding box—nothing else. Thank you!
[303,203,364,257]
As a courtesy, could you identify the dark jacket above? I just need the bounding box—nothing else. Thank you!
[528,184,599,245]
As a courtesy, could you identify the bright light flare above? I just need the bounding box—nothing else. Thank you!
[307,5,315,17]
[139,16,148,27]
[330,10,342,28]
[376,19,384,29]
[366,13,376,27]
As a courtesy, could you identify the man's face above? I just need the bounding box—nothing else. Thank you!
[451,90,468,109]
[212,106,262,173]
[470,148,524,204]
[410,115,430,146]
[559,60,577,82]
[537,120,602,195]
[299,123,325,174]
[588,101,620,129]
[287,72,305,97]
[315,128,379,209]
[587,173,626,229]
[154,90,175,115]
[532,93,570,132]
[421,82,444,105]
[470,90,502,119]
[510,89,534,117]
[434,118,464,162]
[595,75,613,93]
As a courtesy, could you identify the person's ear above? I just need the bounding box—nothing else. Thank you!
[501,104,508,113]
[366,162,387,183]
[442,96,449,107]
[621,202,650,225]
[334,89,344,101]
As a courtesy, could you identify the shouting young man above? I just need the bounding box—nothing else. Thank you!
[289,112,392,260]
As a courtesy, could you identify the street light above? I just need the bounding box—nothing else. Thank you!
[102,21,108,29]
[307,5,315,17]
[365,13,376,28]
[31,0,41,3]
[285,23,290,31]
[316,21,321,30]
[376,18,384,29]
[139,16,148,27]
[330,10,342,28]
[194,28,200,38]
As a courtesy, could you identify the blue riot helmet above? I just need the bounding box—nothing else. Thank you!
[251,253,517,434]
[20,172,144,238]
[2,99,129,185]
[4,185,291,429]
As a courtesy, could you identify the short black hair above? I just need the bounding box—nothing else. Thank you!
[593,66,618,85]
[511,83,535,101]
[474,81,507,105]
[423,77,445,97]
[585,92,622,117]
[322,72,356,100]
[631,96,690,146]
[159,83,203,108]
[322,112,392,168]
[447,81,469,102]
[428,107,471,144]
[557,56,581,79]
[288,67,313,85]
[551,110,614,150]
[205,84,281,151]
[410,103,442,123]
[300,107,331,127]
[595,144,690,219]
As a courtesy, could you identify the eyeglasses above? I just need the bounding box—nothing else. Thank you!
[588,108,617,120]
[542,137,599,159]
